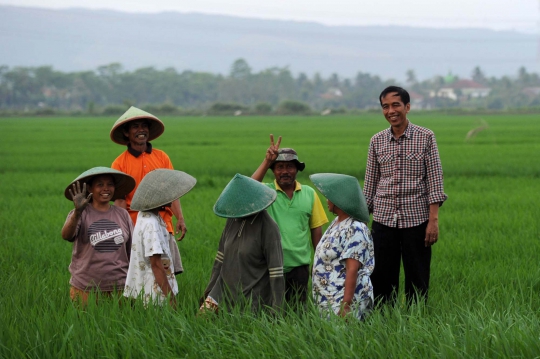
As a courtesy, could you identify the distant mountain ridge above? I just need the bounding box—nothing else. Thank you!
[0,5,537,80]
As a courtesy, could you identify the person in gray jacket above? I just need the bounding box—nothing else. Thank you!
[201,174,285,313]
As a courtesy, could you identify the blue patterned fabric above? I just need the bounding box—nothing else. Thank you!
[312,217,374,319]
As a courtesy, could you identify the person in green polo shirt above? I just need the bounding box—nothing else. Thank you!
[252,135,328,306]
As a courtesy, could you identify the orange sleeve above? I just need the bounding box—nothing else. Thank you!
[111,155,123,171]
[161,151,174,170]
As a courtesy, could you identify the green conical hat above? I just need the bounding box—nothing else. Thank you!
[64,167,136,201]
[309,173,370,223]
[130,169,197,211]
[213,174,277,218]
[110,106,165,145]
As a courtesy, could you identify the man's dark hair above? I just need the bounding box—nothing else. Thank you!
[379,86,410,106]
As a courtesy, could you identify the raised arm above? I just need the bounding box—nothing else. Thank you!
[252,134,281,182]
[61,181,92,241]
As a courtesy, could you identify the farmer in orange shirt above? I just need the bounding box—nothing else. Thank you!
[110,106,187,274]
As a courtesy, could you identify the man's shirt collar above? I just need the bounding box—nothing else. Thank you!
[127,142,153,158]
[274,179,302,192]
[386,120,413,141]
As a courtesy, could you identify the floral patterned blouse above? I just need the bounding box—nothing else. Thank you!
[312,217,374,319]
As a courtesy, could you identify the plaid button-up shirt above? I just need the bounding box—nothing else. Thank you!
[363,121,447,228]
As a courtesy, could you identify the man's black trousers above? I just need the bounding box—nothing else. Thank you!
[370,220,431,306]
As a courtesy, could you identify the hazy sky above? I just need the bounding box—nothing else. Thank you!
[2,0,539,33]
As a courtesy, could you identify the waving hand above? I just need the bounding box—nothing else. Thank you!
[68,181,92,213]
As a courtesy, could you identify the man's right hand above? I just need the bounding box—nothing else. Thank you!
[265,134,282,162]
[252,134,282,182]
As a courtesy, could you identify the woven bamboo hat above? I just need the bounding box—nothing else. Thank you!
[110,106,165,145]
[64,167,136,201]
[130,169,197,211]
[309,173,370,223]
[213,174,277,218]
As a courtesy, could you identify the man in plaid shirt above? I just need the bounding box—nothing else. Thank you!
[364,86,447,306]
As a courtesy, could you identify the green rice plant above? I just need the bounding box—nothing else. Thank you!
[1,113,539,358]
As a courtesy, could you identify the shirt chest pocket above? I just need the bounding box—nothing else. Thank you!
[405,152,425,174]
[377,152,394,177]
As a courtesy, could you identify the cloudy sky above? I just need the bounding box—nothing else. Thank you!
[1,0,538,33]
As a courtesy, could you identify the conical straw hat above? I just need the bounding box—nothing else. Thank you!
[309,173,370,223]
[64,167,136,201]
[213,174,277,218]
[110,106,165,145]
[130,169,197,211]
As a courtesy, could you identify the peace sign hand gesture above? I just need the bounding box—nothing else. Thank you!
[265,134,282,162]
[252,134,283,182]
[68,181,92,214]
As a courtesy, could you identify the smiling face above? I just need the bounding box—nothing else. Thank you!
[88,175,115,205]
[272,161,298,188]
[381,92,410,132]
[123,120,150,146]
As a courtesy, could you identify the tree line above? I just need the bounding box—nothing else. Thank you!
[1,59,539,115]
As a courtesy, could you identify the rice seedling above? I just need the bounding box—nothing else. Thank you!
[1,113,539,358]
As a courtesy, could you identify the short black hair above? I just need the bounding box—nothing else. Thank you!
[379,86,410,106]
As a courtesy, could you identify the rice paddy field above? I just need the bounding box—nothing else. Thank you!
[1,113,539,358]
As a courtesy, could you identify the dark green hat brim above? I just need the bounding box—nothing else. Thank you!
[110,106,165,145]
[272,159,305,171]
[213,174,277,218]
[64,167,136,201]
[310,173,370,223]
[130,169,197,211]
[271,148,305,171]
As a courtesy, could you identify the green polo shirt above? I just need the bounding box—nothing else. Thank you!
[265,180,328,273]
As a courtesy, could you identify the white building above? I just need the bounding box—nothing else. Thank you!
[430,79,491,100]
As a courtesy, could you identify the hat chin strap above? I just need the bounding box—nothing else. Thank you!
[236,212,260,236]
